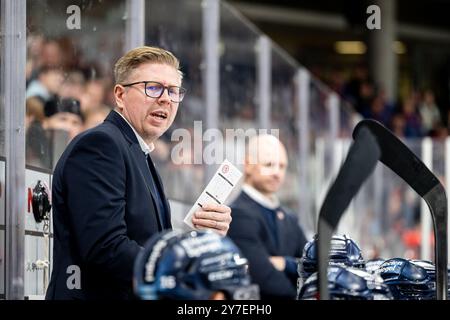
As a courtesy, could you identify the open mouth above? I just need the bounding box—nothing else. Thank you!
[150,111,168,120]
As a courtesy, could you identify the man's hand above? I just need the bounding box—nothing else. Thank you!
[191,203,232,236]
[269,256,286,271]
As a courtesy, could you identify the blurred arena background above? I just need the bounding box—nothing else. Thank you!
[1,0,450,299]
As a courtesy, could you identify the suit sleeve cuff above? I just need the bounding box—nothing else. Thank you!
[284,256,298,276]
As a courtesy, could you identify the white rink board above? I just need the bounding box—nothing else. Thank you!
[0,161,5,226]
[24,234,50,298]
[0,230,4,296]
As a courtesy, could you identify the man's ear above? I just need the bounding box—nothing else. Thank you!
[114,84,125,110]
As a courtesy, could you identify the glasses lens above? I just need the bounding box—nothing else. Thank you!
[145,82,164,98]
[171,87,186,102]
[145,82,186,102]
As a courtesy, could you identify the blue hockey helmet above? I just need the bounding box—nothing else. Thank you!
[410,259,435,281]
[410,259,450,298]
[133,230,259,300]
[299,266,374,300]
[298,234,365,284]
[348,267,393,300]
[378,258,435,300]
[365,258,386,275]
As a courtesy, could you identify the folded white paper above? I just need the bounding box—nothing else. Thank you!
[183,159,242,229]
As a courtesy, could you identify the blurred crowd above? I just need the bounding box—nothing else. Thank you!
[26,36,449,171]
[326,64,448,140]
[25,35,115,169]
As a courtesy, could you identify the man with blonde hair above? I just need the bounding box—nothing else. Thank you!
[46,46,232,300]
[228,134,307,299]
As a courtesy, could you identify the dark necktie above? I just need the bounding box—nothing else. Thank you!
[145,153,167,228]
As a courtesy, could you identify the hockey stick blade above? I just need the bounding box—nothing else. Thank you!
[318,126,380,299]
[353,119,448,300]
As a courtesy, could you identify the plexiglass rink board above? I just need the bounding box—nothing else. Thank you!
[0,230,4,297]
[24,168,52,299]
[146,0,206,204]
[26,0,127,171]
[336,139,426,261]
[270,45,304,229]
[168,199,193,233]
[0,160,4,225]
[0,160,4,297]
[0,0,3,295]
[24,234,50,299]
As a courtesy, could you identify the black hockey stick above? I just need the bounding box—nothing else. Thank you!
[317,126,381,299]
[353,119,448,300]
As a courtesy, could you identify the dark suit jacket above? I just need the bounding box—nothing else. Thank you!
[228,191,307,299]
[46,111,171,300]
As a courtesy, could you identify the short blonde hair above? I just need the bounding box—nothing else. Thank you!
[114,46,182,84]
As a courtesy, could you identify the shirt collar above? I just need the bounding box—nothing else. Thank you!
[114,110,155,155]
[242,183,280,210]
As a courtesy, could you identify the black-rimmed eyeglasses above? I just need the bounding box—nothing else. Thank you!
[121,81,186,103]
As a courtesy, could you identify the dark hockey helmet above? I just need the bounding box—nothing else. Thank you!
[133,230,259,300]
[410,259,450,298]
[298,234,365,283]
[410,259,435,281]
[348,267,393,300]
[299,266,373,300]
[378,258,435,300]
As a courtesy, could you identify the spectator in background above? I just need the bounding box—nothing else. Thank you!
[343,64,374,115]
[26,97,50,168]
[228,134,307,299]
[39,39,65,69]
[80,79,107,115]
[43,98,84,141]
[401,95,424,138]
[58,70,86,102]
[26,96,46,130]
[328,68,346,96]
[26,34,45,82]
[26,66,63,102]
[26,38,65,84]
[356,80,376,116]
[419,90,441,135]
[362,89,393,126]
[390,112,407,138]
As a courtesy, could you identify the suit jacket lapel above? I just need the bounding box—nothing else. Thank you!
[105,111,138,145]
[147,154,172,229]
[130,144,165,231]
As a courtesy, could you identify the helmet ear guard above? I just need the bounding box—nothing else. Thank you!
[298,234,366,286]
[133,230,260,300]
[378,258,435,300]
